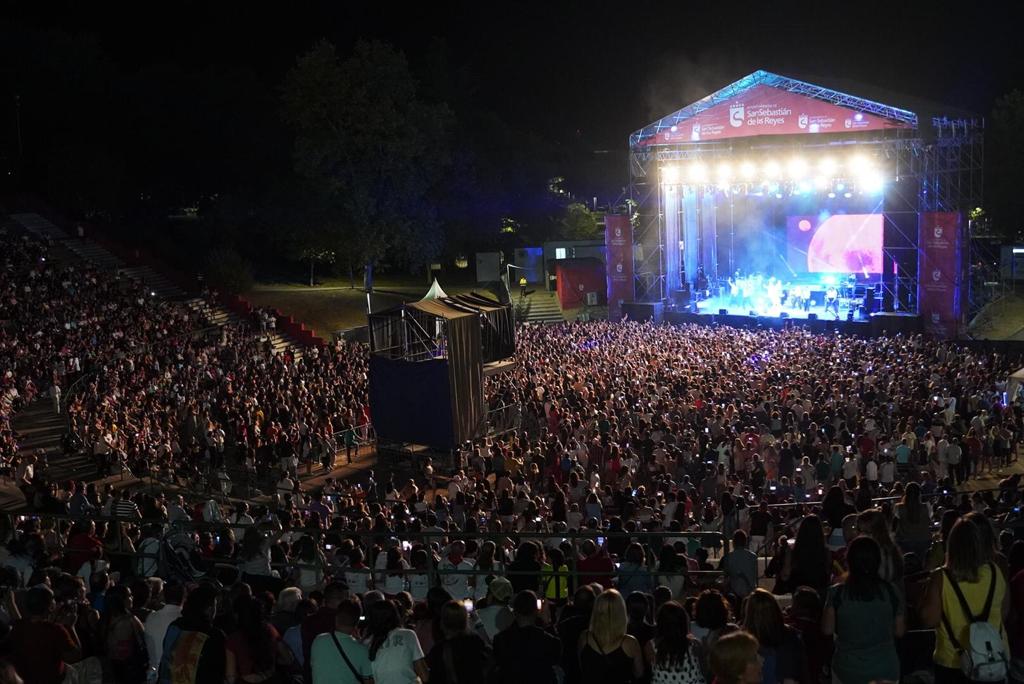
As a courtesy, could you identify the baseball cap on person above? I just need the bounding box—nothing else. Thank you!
[487,577,513,602]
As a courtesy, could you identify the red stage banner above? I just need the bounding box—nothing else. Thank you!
[605,214,634,319]
[918,212,961,338]
[642,84,910,146]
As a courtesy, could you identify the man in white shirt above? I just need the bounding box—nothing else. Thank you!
[879,459,896,486]
[946,438,963,484]
[144,584,184,683]
[437,540,474,600]
[865,458,878,486]
[841,454,859,483]
[277,474,295,496]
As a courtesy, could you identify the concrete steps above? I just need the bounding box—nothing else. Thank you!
[62,239,124,270]
[183,297,236,327]
[11,401,65,454]
[10,213,69,241]
[119,265,184,299]
[520,290,564,323]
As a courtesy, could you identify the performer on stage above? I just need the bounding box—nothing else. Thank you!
[825,285,840,319]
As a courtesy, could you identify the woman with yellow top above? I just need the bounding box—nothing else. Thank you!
[921,517,1009,684]
[541,546,570,605]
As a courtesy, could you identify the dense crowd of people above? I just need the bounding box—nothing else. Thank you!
[4,225,1024,683]
[0,227,371,506]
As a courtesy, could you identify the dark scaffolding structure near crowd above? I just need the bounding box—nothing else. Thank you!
[367,291,515,451]
[628,70,986,333]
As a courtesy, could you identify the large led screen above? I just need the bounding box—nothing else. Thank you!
[786,213,884,274]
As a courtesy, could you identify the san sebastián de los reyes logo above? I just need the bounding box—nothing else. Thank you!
[729,104,744,128]
[798,114,808,129]
[934,226,944,239]
[932,269,942,282]
[616,263,623,274]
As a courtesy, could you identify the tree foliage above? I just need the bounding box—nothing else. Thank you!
[281,40,453,271]
[557,203,601,240]
[203,247,255,293]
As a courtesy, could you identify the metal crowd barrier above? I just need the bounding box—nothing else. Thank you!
[9,511,727,594]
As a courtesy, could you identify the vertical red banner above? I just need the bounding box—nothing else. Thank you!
[918,212,961,338]
[605,214,634,319]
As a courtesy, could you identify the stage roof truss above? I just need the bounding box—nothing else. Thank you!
[630,70,918,148]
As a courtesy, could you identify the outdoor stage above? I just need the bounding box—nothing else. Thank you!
[620,70,983,339]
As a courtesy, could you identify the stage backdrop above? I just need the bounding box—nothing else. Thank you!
[918,212,961,338]
[605,214,634,318]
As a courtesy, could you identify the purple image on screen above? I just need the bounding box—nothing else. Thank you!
[786,214,884,274]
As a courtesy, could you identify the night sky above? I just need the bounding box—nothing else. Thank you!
[8,0,1024,201]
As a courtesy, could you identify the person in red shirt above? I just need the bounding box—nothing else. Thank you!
[576,539,615,590]
[63,520,104,574]
[6,585,83,684]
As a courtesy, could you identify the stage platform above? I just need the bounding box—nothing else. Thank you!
[692,294,866,323]
[659,303,922,337]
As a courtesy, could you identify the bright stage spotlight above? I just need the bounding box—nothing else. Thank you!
[861,170,885,194]
[763,160,782,180]
[843,191,853,199]
[662,165,680,184]
[787,158,808,180]
[687,162,709,184]
[715,162,732,185]
[739,161,758,181]
[817,157,838,177]
[849,154,871,175]
[813,176,829,190]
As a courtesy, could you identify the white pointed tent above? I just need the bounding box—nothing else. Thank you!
[421,278,449,301]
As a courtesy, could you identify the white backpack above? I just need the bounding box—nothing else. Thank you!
[942,564,1008,682]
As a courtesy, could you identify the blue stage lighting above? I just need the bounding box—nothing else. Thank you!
[827,192,836,199]
[843,192,853,199]
[822,275,836,286]
[836,183,846,192]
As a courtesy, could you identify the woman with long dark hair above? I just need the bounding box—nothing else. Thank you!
[822,536,905,684]
[822,486,855,549]
[741,589,807,684]
[644,600,706,684]
[367,599,429,683]
[97,585,146,684]
[895,481,932,559]
[225,595,294,683]
[779,514,831,595]
[856,509,903,584]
